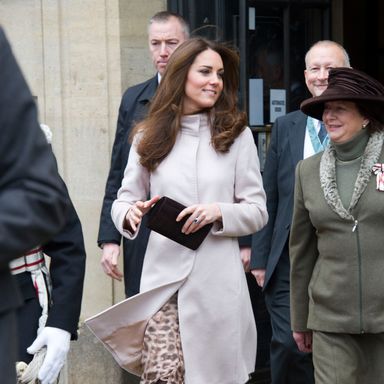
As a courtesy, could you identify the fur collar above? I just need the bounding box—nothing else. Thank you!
[319,131,384,220]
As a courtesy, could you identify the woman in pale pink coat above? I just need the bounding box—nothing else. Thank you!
[93,38,267,384]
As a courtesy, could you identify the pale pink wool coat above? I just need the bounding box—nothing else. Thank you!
[107,113,267,383]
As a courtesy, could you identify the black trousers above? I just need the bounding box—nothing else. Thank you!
[264,249,314,384]
[247,272,272,369]
[0,309,17,384]
[16,295,41,363]
[15,272,42,363]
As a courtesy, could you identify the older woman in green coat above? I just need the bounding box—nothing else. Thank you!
[290,67,384,384]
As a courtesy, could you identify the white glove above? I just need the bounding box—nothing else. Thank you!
[27,326,71,384]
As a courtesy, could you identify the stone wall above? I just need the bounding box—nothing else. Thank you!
[59,324,140,384]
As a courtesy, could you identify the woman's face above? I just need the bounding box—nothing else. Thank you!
[183,48,224,115]
[322,100,368,143]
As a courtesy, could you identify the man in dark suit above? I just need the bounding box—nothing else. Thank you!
[98,11,189,297]
[0,27,69,384]
[250,41,351,384]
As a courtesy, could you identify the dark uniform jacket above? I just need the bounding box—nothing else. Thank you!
[16,192,86,339]
[0,26,68,316]
[0,26,68,383]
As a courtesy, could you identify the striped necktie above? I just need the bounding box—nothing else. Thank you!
[318,121,327,144]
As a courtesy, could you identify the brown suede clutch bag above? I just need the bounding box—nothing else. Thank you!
[146,196,212,250]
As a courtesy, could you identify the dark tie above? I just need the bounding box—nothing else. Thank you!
[318,121,327,144]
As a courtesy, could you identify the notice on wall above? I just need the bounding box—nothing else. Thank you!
[270,89,286,122]
[249,7,256,30]
[249,78,264,126]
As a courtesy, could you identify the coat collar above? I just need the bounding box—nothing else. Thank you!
[319,130,384,220]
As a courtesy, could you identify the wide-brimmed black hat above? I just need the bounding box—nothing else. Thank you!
[300,67,384,123]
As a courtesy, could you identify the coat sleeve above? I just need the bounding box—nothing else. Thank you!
[214,128,268,237]
[111,135,150,238]
[250,118,280,269]
[97,96,129,247]
[0,27,68,265]
[289,161,318,331]
[43,189,86,339]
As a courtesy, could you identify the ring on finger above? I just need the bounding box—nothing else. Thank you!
[193,217,200,224]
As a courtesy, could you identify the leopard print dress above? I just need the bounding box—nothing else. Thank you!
[140,294,185,384]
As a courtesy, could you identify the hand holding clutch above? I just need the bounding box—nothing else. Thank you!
[124,195,160,232]
[146,196,213,250]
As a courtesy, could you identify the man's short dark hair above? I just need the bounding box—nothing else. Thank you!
[149,11,190,38]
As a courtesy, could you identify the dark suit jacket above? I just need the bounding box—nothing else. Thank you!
[98,75,158,297]
[0,27,68,315]
[250,110,307,289]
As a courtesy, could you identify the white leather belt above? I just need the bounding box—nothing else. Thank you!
[10,247,45,275]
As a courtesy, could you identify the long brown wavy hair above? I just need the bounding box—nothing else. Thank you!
[132,37,247,171]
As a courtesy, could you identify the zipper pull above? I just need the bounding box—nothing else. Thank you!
[352,220,358,232]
